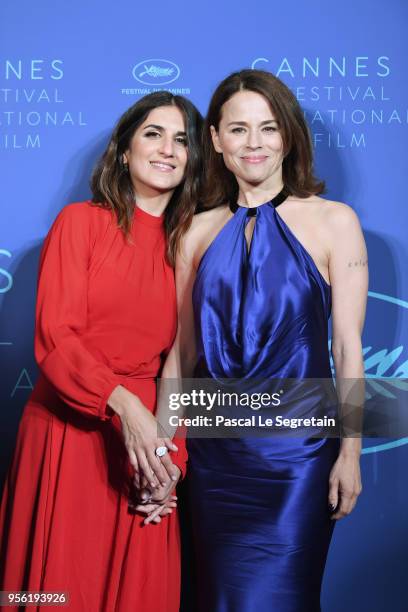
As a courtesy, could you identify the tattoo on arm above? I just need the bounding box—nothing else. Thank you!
[347,258,368,268]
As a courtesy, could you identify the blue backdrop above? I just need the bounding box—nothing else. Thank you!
[1,1,407,610]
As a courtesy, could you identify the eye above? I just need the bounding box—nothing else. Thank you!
[144,130,161,138]
[263,125,279,132]
[175,136,188,146]
[231,127,246,134]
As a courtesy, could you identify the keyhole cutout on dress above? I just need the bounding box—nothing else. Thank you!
[244,214,256,255]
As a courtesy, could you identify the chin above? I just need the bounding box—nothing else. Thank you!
[242,172,269,184]
[148,175,179,189]
[151,180,180,193]
[234,165,266,181]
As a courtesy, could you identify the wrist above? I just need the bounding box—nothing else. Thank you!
[339,437,362,458]
[108,385,143,417]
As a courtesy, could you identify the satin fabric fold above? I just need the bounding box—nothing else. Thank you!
[188,202,339,612]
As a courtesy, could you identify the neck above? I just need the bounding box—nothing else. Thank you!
[237,172,284,207]
[132,183,174,217]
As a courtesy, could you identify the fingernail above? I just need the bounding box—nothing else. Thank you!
[172,476,177,481]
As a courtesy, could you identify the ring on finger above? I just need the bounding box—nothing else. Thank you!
[140,493,152,505]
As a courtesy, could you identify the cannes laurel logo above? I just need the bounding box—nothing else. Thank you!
[132,59,180,86]
[328,290,407,454]
[362,291,408,454]
[364,292,407,378]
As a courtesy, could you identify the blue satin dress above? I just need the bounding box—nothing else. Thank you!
[187,198,340,612]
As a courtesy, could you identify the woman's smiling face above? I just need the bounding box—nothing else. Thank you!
[210,90,284,190]
[124,105,188,196]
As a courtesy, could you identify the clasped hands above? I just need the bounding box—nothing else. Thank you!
[131,466,181,525]
[107,385,182,525]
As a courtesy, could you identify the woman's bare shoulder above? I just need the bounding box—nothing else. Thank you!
[185,206,229,242]
[180,205,231,265]
[313,196,362,233]
[288,195,361,228]
[191,205,229,228]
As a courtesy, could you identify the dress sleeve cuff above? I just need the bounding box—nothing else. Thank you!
[99,379,122,420]
[170,426,188,479]
[170,452,188,480]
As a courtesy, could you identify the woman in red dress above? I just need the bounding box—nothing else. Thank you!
[0,91,202,611]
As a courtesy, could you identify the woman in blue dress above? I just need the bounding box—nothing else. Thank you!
[143,70,367,611]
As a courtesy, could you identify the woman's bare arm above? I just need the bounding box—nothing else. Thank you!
[156,224,200,439]
[325,201,368,518]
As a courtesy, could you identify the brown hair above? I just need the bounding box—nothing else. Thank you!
[91,91,203,265]
[201,69,324,209]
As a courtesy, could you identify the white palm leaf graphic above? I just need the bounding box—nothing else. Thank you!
[329,342,408,400]
[139,64,174,78]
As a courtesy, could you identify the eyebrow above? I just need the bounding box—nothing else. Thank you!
[226,119,279,127]
[143,123,186,135]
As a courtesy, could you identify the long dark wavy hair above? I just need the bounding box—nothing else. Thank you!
[201,69,324,209]
[91,91,203,265]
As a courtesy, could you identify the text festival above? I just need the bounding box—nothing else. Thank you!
[0,59,86,149]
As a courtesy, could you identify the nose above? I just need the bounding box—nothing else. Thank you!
[158,135,175,157]
[246,128,262,149]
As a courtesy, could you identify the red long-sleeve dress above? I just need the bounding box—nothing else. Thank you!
[0,201,187,612]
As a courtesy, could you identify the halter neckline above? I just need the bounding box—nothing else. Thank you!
[229,187,288,216]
